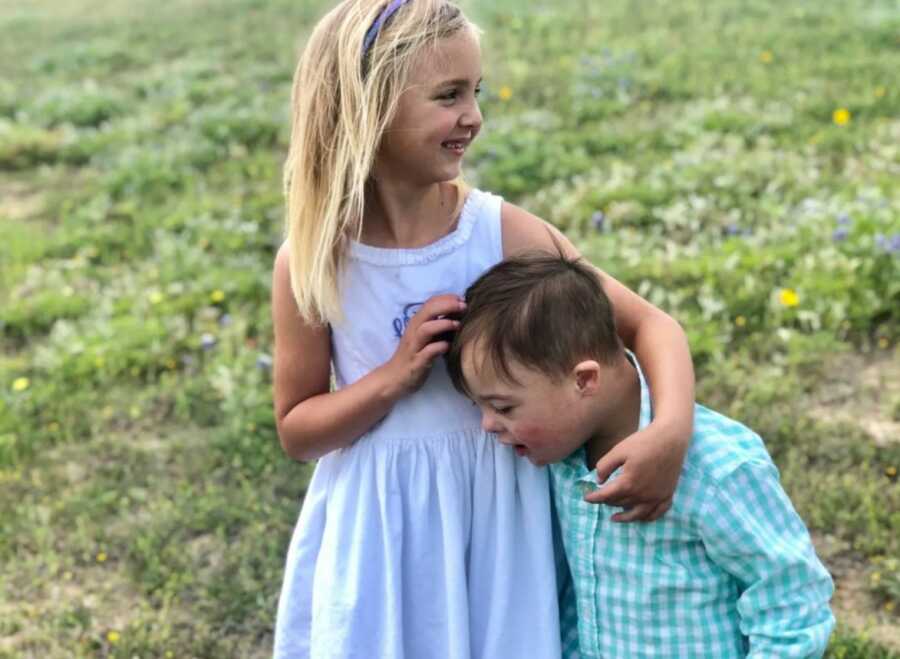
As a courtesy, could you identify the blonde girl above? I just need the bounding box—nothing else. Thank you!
[271,1,695,656]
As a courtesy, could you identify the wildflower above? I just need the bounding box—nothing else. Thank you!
[832,108,851,126]
[165,358,177,370]
[879,337,890,349]
[48,422,60,433]
[735,316,747,327]
[875,86,886,98]
[725,224,742,237]
[106,630,120,644]
[201,333,217,350]
[498,85,513,101]
[12,377,29,392]
[149,291,164,305]
[886,466,898,478]
[95,356,105,369]
[590,211,605,232]
[872,571,882,583]
[211,289,226,303]
[759,51,773,64]
[836,213,851,225]
[832,227,849,242]
[875,233,900,255]
[96,551,107,563]
[257,353,273,372]
[778,288,799,308]
[219,313,233,327]
[886,601,896,613]
[181,354,196,368]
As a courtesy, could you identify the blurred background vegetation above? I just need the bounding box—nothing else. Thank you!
[1,0,898,656]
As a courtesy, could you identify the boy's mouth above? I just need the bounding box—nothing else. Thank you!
[514,445,528,456]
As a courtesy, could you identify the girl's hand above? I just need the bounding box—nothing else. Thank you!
[380,294,465,399]
[583,421,690,522]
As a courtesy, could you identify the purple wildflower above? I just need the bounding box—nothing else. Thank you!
[219,313,232,327]
[832,227,849,242]
[256,353,273,372]
[875,233,900,255]
[591,211,606,232]
[201,333,217,351]
[836,213,851,226]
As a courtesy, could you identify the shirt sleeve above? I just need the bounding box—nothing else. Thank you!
[698,459,836,658]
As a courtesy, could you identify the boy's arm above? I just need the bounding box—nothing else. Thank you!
[700,460,835,657]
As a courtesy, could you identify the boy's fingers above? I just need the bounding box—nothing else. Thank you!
[610,502,656,523]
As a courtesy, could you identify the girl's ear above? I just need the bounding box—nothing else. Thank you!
[572,360,601,396]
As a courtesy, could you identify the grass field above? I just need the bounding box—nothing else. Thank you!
[1,0,898,656]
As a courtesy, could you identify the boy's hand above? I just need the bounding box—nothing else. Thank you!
[583,423,688,522]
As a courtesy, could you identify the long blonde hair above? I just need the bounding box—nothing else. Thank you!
[284,0,474,324]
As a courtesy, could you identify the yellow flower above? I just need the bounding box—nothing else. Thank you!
[106,630,120,644]
[498,85,513,101]
[759,51,773,64]
[875,86,886,98]
[165,652,174,658]
[778,288,799,308]
[211,289,226,303]
[878,337,889,349]
[96,551,107,563]
[872,571,882,583]
[48,422,60,433]
[886,601,896,613]
[735,316,747,327]
[149,291,164,305]
[12,377,29,392]
[165,358,177,370]
[95,356,105,369]
[832,108,851,126]
[887,466,898,478]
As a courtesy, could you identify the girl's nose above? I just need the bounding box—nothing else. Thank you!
[460,100,482,130]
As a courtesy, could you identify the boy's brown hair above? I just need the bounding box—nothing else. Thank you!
[445,251,622,397]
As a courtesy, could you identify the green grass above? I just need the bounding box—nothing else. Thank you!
[1,0,898,655]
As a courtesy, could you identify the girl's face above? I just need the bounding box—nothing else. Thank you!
[375,29,483,185]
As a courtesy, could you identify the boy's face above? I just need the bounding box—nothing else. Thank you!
[460,344,594,466]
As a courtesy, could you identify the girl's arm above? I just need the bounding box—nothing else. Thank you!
[501,203,695,522]
[272,243,463,461]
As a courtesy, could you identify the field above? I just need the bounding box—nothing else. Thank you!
[1,0,898,656]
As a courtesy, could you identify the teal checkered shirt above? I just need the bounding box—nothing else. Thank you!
[553,355,834,658]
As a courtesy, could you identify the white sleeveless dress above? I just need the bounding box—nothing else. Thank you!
[273,189,562,658]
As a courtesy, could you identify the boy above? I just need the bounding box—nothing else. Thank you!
[445,252,835,658]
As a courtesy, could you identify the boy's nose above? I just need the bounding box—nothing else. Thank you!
[481,413,501,434]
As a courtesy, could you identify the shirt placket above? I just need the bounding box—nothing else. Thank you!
[576,471,602,656]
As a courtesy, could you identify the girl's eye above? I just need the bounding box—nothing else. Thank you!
[474,86,482,96]
[438,90,458,101]
[493,406,513,415]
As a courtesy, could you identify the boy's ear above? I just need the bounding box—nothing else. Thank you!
[572,360,601,395]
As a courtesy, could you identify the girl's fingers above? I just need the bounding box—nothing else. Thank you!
[610,502,657,523]
[415,318,460,348]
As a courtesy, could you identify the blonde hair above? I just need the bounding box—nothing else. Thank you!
[284,0,475,324]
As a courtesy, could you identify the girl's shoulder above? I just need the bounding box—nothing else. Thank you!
[499,200,579,260]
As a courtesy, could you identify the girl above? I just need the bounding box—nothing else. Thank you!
[271,1,695,657]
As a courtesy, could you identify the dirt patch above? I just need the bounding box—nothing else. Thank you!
[813,533,900,651]
[809,350,900,446]
[0,181,44,222]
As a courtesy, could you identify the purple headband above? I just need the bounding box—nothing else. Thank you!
[362,0,412,60]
